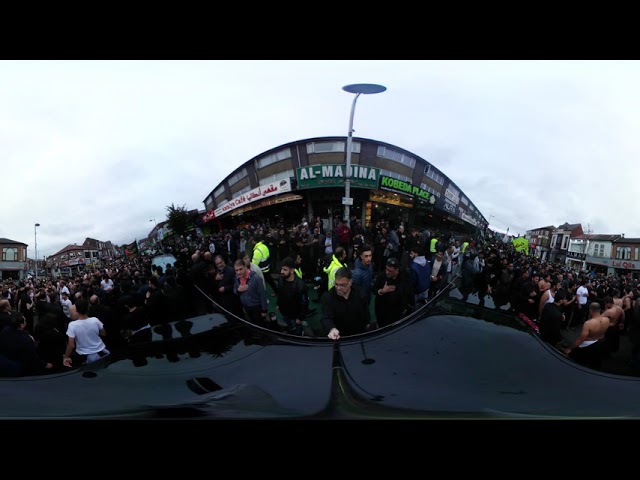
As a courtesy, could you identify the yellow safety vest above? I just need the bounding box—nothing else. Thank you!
[252,242,270,273]
[430,237,438,253]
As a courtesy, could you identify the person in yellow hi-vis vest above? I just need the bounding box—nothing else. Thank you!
[252,234,279,296]
[461,238,470,254]
[429,236,438,259]
[323,247,348,291]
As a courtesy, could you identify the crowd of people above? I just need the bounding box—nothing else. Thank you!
[1,213,640,377]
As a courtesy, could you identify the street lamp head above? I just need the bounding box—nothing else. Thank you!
[342,83,387,95]
[35,223,40,227]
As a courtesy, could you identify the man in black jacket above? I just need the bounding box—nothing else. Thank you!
[322,267,370,340]
[539,289,568,348]
[373,257,414,328]
[0,312,52,376]
[276,257,309,335]
[213,255,244,319]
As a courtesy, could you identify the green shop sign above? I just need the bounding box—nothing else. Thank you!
[379,175,432,201]
[296,164,380,189]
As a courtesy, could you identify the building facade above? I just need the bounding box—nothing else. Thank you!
[0,238,29,281]
[200,136,488,236]
[526,225,555,261]
[549,222,584,264]
[48,237,108,277]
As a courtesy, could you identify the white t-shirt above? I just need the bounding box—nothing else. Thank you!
[59,285,70,303]
[100,278,114,292]
[60,298,72,318]
[576,285,589,305]
[66,317,106,355]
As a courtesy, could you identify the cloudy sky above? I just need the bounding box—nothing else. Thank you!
[2,60,638,258]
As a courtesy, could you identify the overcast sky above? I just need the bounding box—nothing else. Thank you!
[2,60,638,258]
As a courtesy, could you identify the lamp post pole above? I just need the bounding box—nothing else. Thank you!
[341,83,386,222]
[34,223,40,282]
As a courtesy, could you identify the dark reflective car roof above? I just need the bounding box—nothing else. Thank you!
[2,294,639,419]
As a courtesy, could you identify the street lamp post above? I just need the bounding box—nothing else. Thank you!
[34,223,40,282]
[341,83,386,222]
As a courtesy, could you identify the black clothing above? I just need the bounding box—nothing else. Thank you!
[34,325,66,372]
[36,300,66,331]
[213,265,243,319]
[0,311,11,330]
[122,307,149,333]
[145,288,168,325]
[89,303,123,354]
[0,326,49,376]
[277,275,308,319]
[569,340,604,370]
[321,284,370,336]
[459,258,476,301]
[539,302,564,347]
[373,271,413,328]
[517,281,539,320]
[19,293,34,332]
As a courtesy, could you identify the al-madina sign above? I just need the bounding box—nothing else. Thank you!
[296,164,380,189]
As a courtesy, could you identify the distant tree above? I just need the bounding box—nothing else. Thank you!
[166,203,190,238]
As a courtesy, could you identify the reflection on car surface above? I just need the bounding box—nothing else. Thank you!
[151,254,176,272]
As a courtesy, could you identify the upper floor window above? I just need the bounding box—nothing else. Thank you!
[307,141,359,154]
[377,146,416,168]
[259,169,293,186]
[425,165,445,185]
[420,183,441,198]
[460,196,469,206]
[561,236,569,250]
[234,185,251,196]
[256,148,292,169]
[598,244,604,257]
[214,185,225,198]
[616,246,631,260]
[380,169,411,183]
[2,247,17,261]
[228,167,248,187]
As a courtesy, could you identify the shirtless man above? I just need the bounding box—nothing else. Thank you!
[601,296,625,357]
[563,302,610,370]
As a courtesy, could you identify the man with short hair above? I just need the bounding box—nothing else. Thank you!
[563,302,610,370]
[252,234,278,296]
[322,267,369,340]
[373,257,414,328]
[539,289,568,348]
[62,297,109,368]
[213,255,244,319]
[351,244,374,305]
[323,246,348,291]
[574,279,590,326]
[602,296,625,357]
[0,299,12,329]
[276,257,308,335]
[233,259,268,327]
